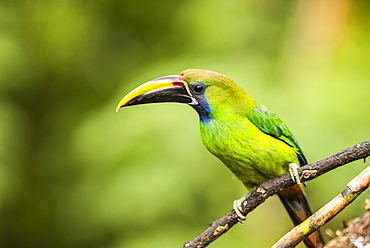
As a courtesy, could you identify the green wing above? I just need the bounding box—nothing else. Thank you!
[248,104,307,165]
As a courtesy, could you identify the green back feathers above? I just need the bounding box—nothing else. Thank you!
[248,104,307,165]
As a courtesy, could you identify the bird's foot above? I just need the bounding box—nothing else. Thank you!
[289,163,301,185]
[288,163,306,186]
[233,198,246,223]
[233,192,252,223]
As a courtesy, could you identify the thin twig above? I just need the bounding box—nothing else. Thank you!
[272,166,370,248]
[324,199,370,248]
[183,140,370,248]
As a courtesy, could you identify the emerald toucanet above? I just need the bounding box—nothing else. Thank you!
[116,69,324,247]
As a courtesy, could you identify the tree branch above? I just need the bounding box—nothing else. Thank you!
[272,166,370,248]
[324,199,370,248]
[183,140,370,248]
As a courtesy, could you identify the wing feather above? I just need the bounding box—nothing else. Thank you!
[248,104,307,165]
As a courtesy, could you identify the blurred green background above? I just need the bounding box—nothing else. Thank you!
[1,0,369,247]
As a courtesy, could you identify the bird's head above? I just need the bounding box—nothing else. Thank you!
[116,69,257,123]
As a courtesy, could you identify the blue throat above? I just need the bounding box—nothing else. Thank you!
[191,95,212,124]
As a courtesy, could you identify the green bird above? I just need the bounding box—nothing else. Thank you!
[116,69,324,247]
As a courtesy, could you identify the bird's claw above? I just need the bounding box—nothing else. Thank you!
[289,163,302,185]
[233,195,249,223]
[233,199,246,223]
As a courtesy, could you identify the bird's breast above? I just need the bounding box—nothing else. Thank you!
[199,118,298,189]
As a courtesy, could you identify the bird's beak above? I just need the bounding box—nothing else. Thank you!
[116,75,198,112]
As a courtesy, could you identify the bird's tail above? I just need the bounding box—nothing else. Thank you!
[277,184,325,248]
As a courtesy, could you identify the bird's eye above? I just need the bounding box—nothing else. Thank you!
[190,83,206,95]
